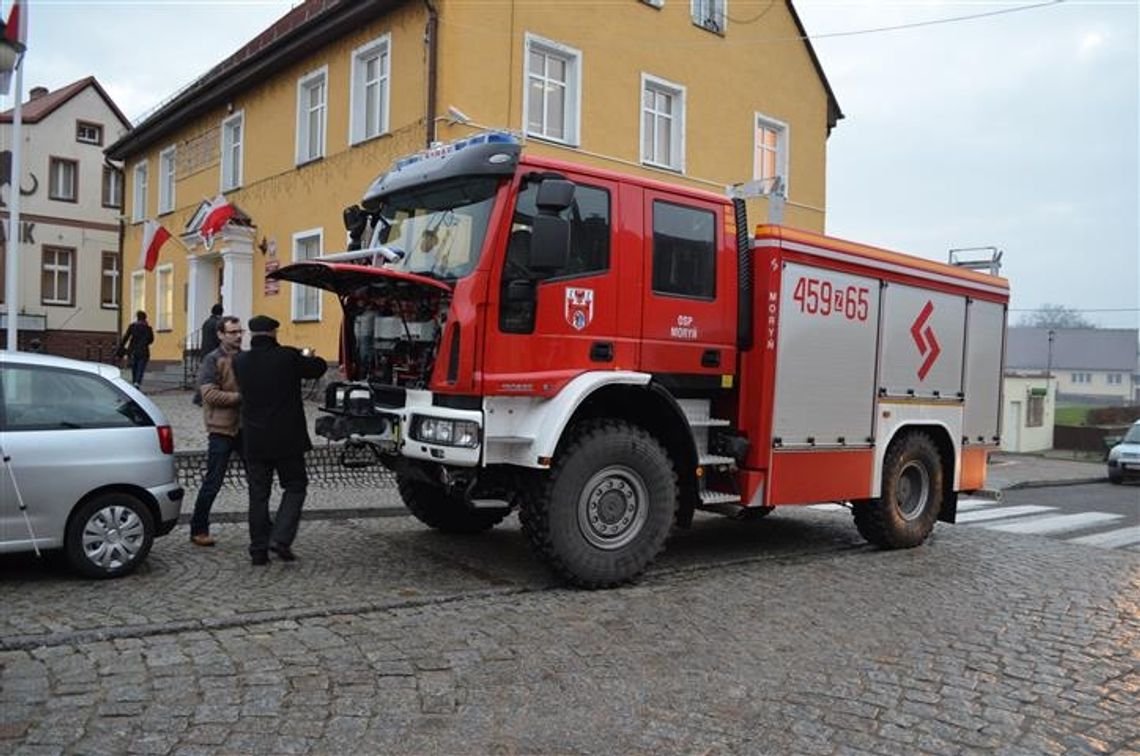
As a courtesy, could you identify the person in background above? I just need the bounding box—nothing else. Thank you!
[119,311,154,389]
[200,303,224,356]
[232,315,327,566]
[189,315,244,547]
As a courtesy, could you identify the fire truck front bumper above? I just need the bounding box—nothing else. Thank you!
[316,385,482,467]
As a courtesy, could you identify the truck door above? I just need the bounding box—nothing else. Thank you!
[483,174,628,397]
[638,191,736,377]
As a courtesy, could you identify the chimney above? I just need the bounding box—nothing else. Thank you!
[28,86,48,100]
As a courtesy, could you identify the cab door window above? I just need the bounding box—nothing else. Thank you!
[500,180,611,333]
[651,201,715,300]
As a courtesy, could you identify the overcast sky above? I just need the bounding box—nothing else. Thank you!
[15,0,1139,329]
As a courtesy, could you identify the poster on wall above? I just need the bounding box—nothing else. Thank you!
[264,260,280,296]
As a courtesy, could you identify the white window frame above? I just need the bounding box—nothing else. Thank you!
[220,111,244,192]
[76,121,103,145]
[130,271,146,314]
[753,113,790,195]
[132,161,148,223]
[291,228,324,322]
[154,264,174,332]
[640,73,686,172]
[100,251,119,309]
[158,146,176,215]
[522,33,582,147]
[349,34,391,145]
[296,66,329,165]
[41,246,74,305]
[691,0,726,33]
[48,158,78,202]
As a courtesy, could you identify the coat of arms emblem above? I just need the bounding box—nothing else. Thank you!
[564,287,594,331]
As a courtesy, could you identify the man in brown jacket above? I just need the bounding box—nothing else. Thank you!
[189,315,244,546]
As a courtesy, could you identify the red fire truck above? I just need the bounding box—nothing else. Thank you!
[272,133,1009,588]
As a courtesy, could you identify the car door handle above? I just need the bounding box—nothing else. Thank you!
[701,349,721,368]
[590,342,614,362]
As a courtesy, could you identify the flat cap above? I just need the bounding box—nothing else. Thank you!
[248,315,280,333]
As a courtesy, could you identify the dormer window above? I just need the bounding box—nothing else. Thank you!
[76,121,103,145]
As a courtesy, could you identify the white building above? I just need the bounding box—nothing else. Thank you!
[1,77,130,357]
[1001,373,1055,453]
[1006,327,1139,405]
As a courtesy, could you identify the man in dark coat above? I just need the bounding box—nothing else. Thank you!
[232,315,327,565]
[119,310,154,389]
[199,303,224,356]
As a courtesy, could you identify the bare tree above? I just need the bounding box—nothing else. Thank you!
[1017,303,1095,329]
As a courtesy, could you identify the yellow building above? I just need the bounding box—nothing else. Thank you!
[106,0,841,361]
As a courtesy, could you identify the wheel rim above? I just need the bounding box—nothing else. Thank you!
[895,460,931,521]
[577,465,649,550]
[82,504,145,571]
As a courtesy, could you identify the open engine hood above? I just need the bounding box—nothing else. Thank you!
[268,261,452,298]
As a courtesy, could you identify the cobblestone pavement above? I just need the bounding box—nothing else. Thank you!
[2,507,1138,755]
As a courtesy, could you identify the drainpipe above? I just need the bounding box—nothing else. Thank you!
[423,0,439,147]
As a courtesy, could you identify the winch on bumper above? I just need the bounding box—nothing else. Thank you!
[316,381,482,467]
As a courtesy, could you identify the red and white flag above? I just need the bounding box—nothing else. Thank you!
[199,195,235,241]
[5,0,27,47]
[140,219,171,272]
[0,0,26,95]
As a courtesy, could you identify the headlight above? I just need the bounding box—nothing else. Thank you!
[410,415,480,448]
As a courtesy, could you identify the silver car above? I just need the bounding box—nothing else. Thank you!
[0,351,183,577]
[1107,420,1140,485]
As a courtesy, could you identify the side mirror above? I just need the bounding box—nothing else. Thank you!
[536,179,575,211]
[529,215,570,271]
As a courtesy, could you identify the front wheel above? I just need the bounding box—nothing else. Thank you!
[397,476,510,534]
[853,431,944,549]
[65,493,155,578]
[520,420,677,588]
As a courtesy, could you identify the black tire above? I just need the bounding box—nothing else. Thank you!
[1108,472,1123,485]
[519,419,677,588]
[65,493,155,579]
[396,475,509,534]
[853,431,944,549]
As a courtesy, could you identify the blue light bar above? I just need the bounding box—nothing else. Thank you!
[393,131,520,171]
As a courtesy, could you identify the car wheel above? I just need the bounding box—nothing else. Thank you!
[1108,470,1123,485]
[65,493,155,579]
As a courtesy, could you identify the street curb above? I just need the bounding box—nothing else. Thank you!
[1004,476,1108,491]
[177,507,409,525]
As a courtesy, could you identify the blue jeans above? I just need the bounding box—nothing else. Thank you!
[130,355,149,387]
[190,433,241,536]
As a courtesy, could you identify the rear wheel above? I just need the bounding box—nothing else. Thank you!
[853,431,944,549]
[396,476,510,534]
[65,493,155,579]
[520,420,677,588]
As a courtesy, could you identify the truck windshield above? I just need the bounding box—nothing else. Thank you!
[376,177,500,280]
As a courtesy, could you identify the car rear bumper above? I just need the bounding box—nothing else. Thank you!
[151,483,184,536]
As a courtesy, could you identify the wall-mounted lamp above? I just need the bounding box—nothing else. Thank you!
[258,237,268,255]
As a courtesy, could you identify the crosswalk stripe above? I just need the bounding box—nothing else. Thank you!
[957,498,997,512]
[808,504,847,512]
[956,505,1054,523]
[984,511,1122,535]
[1067,526,1140,549]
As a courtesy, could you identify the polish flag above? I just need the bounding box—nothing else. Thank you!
[5,0,26,47]
[140,220,171,271]
[199,195,235,241]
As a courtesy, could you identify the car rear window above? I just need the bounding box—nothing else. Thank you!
[0,364,154,431]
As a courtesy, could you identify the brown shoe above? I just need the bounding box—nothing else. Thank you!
[190,533,216,547]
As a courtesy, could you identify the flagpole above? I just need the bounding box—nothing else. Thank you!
[4,47,21,350]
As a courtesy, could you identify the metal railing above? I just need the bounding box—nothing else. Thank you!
[174,445,398,491]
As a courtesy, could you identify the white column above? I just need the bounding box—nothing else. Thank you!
[185,251,216,350]
[220,226,256,344]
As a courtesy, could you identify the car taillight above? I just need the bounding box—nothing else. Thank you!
[157,425,174,455]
